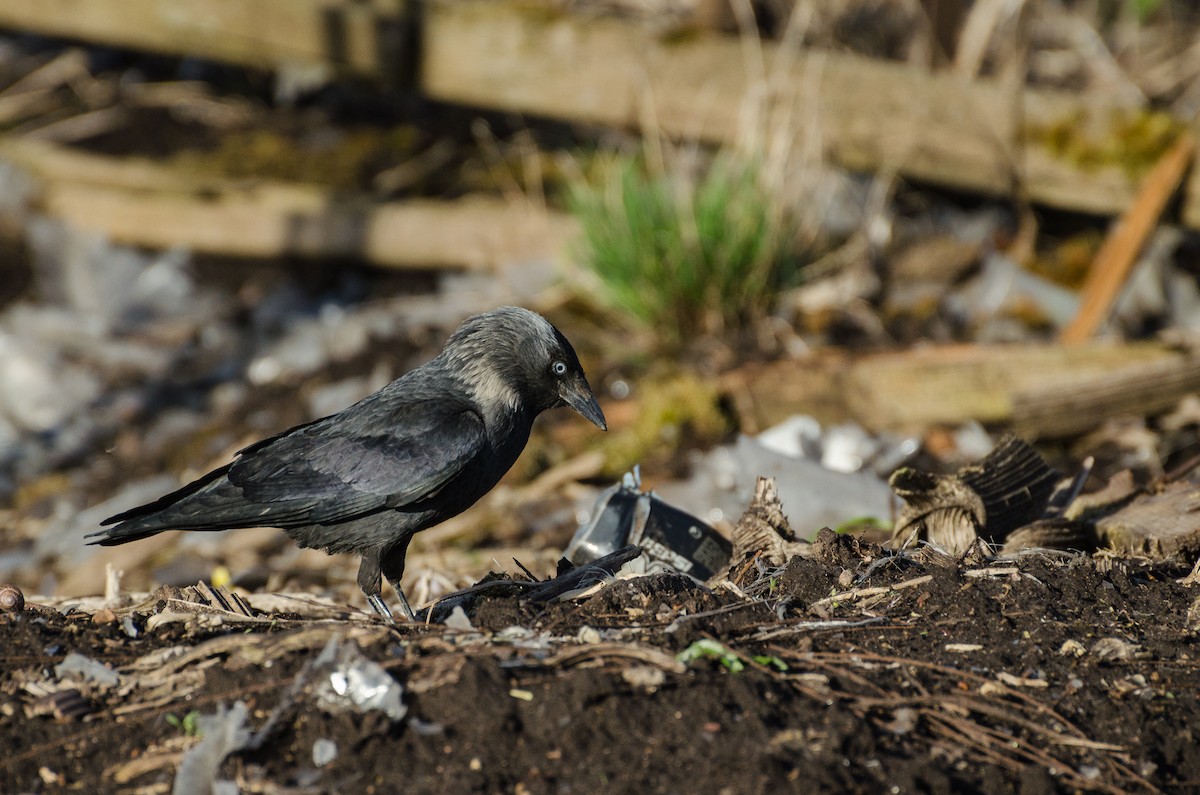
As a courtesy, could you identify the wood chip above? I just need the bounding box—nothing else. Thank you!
[996,672,1049,688]
[811,575,934,608]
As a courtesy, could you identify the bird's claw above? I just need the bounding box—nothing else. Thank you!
[366,593,396,622]
[367,590,417,623]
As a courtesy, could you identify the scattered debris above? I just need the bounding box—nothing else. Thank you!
[755,415,917,477]
[890,435,1060,553]
[658,431,896,540]
[310,636,406,722]
[1090,637,1144,661]
[565,469,731,581]
[54,652,119,688]
[172,701,251,795]
[729,476,809,568]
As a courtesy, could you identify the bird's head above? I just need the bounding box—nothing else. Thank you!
[442,307,607,430]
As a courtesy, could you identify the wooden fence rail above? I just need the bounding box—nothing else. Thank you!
[0,0,1197,227]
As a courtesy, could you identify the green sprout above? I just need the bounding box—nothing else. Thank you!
[677,639,745,673]
[166,710,203,737]
[751,655,789,672]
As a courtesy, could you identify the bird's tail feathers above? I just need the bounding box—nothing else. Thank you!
[101,465,231,525]
[90,465,238,546]
[86,522,173,546]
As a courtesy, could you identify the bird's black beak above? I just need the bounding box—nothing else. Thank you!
[560,377,607,431]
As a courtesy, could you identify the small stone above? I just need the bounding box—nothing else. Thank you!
[312,738,338,767]
[576,625,601,644]
[621,666,666,690]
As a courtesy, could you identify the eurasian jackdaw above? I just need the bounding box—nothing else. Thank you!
[89,307,607,620]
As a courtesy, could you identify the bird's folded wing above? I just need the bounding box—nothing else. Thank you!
[227,403,484,525]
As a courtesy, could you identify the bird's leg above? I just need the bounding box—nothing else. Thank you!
[381,534,416,621]
[385,579,415,620]
[357,550,396,623]
[366,593,394,620]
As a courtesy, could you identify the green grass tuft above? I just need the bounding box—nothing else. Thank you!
[569,152,809,348]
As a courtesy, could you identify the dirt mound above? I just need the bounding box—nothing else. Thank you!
[3,544,1198,793]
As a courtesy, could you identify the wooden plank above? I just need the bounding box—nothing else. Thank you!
[1012,355,1200,438]
[728,343,1185,434]
[1096,474,1200,558]
[0,0,407,76]
[0,137,577,271]
[419,1,1175,220]
[1,0,1196,224]
[40,184,574,270]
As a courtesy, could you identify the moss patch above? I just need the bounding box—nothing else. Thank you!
[168,126,422,190]
[1027,109,1186,178]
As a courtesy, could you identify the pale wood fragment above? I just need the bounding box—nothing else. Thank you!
[1095,475,1200,558]
[0,136,577,271]
[1061,133,1196,344]
[1013,354,1200,438]
[726,342,1183,434]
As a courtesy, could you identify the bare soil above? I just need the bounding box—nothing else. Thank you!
[3,530,1198,794]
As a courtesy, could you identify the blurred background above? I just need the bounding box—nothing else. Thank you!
[1,0,1200,608]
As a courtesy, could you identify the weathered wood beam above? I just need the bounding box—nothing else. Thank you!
[0,0,408,77]
[0,1,1196,224]
[727,342,1188,435]
[1012,354,1200,438]
[0,137,576,271]
[420,2,1195,223]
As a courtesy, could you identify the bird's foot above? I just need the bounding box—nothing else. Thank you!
[387,578,417,621]
[366,591,417,622]
[366,593,396,622]
[394,590,416,622]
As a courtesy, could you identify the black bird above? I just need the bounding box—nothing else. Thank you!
[89,307,607,620]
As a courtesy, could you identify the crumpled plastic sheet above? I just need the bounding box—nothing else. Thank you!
[172,701,251,795]
[54,652,120,688]
[654,432,898,538]
[312,636,407,722]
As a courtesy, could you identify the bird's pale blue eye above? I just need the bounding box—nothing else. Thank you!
[552,361,567,376]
